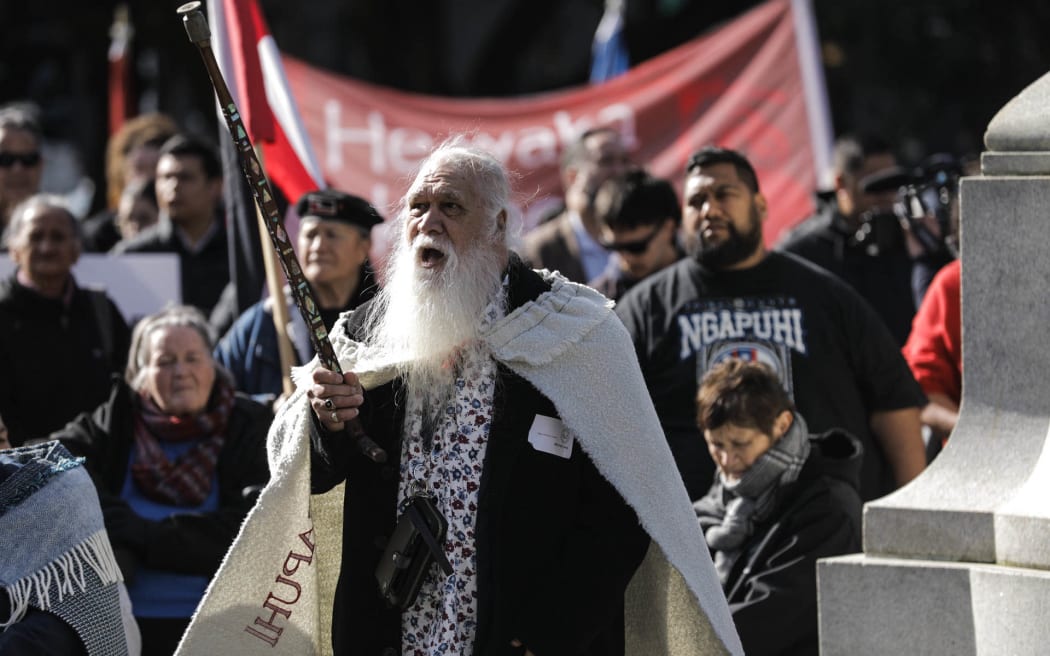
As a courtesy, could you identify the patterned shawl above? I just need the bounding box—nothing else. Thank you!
[0,441,137,655]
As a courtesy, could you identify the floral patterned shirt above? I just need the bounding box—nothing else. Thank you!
[399,285,507,656]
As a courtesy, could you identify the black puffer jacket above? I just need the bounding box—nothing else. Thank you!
[705,428,863,656]
[0,273,129,446]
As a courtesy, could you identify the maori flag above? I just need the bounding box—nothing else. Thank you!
[208,0,324,201]
[206,0,326,316]
[279,0,833,245]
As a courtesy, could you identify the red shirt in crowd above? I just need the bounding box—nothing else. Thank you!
[902,258,962,405]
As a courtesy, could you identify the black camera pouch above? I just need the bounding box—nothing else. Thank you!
[375,495,453,610]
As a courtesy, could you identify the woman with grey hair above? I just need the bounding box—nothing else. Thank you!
[0,193,129,446]
[54,304,272,656]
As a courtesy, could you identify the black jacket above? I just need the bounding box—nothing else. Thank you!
[310,257,651,656]
[113,216,230,316]
[777,209,917,346]
[0,273,130,446]
[55,377,272,580]
[718,429,863,656]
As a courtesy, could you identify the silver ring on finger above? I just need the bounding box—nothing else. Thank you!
[324,398,335,410]
[330,410,339,423]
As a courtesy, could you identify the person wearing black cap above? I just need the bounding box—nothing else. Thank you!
[214,189,382,406]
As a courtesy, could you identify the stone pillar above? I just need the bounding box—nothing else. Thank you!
[818,71,1050,655]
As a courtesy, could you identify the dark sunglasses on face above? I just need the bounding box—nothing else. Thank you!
[601,222,663,254]
[0,151,41,168]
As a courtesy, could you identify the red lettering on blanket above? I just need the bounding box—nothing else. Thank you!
[298,527,316,552]
[271,575,302,604]
[283,529,315,575]
[244,595,291,646]
[244,528,317,646]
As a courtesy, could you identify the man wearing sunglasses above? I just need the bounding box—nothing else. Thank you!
[589,169,683,301]
[0,105,44,235]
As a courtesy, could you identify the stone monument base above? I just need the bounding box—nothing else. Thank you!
[818,554,1050,655]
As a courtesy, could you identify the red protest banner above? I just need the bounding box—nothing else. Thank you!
[284,0,831,245]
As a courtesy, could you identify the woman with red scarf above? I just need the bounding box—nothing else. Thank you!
[54,305,272,655]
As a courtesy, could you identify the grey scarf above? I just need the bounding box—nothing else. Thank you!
[694,413,811,584]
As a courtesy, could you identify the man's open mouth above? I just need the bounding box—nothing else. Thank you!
[419,246,446,269]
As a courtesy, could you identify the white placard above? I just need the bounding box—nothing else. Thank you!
[0,253,181,323]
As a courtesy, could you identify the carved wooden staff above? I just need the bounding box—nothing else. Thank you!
[177,1,386,463]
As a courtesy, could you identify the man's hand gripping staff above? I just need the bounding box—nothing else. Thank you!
[176,1,385,462]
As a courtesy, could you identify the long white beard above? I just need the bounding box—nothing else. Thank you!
[363,230,506,395]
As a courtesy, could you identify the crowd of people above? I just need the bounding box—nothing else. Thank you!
[0,96,967,656]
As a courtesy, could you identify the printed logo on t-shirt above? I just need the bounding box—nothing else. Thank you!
[699,339,795,399]
[676,296,806,398]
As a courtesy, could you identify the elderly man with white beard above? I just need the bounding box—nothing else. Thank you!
[174,138,741,656]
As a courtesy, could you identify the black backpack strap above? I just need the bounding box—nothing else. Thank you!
[87,289,114,366]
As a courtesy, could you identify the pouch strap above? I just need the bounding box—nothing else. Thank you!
[407,502,454,576]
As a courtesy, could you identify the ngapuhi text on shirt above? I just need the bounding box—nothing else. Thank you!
[675,296,807,398]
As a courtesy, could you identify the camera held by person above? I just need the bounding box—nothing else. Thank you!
[851,153,963,261]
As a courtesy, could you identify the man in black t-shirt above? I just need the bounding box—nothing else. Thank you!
[615,146,927,501]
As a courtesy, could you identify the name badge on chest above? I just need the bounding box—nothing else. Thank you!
[528,414,574,459]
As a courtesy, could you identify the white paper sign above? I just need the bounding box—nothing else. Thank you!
[527,414,574,459]
[0,252,181,323]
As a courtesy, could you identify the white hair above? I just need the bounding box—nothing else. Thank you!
[126,304,216,391]
[396,135,515,245]
[362,138,512,394]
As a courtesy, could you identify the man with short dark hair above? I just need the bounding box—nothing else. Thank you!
[215,189,382,405]
[113,134,229,315]
[616,145,928,502]
[589,169,683,300]
[522,127,632,283]
[0,105,44,233]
